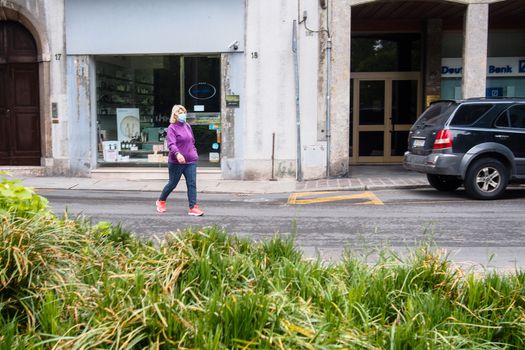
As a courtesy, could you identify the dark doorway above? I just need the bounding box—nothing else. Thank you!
[0,21,41,165]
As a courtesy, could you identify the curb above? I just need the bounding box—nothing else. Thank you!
[295,183,430,193]
[364,183,430,191]
[30,182,431,195]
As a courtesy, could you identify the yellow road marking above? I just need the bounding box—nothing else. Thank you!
[288,191,383,205]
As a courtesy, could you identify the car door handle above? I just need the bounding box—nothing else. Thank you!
[494,134,510,139]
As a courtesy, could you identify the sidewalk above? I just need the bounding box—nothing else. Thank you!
[6,165,430,194]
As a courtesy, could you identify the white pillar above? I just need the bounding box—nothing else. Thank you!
[462,3,489,99]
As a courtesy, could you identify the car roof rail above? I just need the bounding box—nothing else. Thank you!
[465,96,525,100]
[429,99,458,105]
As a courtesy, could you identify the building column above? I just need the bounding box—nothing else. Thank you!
[462,3,488,99]
[66,55,95,176]
[329,0,351,177]
[220,52,245,179]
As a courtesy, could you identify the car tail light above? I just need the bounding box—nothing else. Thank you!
[433,129,452,150]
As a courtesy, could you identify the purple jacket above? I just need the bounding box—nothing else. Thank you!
[166,122,198,164]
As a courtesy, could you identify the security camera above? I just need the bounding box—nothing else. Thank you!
[228,40,239,50]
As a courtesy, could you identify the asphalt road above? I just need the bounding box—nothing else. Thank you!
[40,187,525,272]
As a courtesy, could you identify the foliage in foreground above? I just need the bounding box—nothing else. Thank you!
[1,176,525,349]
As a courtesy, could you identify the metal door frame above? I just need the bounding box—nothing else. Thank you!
[351,72,422,163]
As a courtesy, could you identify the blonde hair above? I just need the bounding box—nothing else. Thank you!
[170,105,187,124]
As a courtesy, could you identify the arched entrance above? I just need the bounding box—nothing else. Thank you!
[350,0,466,164]
[0,20,41,165]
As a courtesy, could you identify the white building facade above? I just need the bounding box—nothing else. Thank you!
[1,0,524,180]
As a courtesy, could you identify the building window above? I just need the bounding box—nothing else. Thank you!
[96,55,221,166]
[351,33,421,72]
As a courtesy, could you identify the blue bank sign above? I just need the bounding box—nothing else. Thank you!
[442,57,525,77]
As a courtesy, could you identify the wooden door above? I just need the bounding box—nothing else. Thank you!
[0,21,41,165]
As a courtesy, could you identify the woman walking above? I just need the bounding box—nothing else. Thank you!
[156,105,204,216]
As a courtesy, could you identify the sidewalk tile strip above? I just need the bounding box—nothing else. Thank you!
[11,165,430,194]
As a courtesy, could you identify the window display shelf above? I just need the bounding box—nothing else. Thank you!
[97,73,153,85]
[96,102,153,108]
[97,74,131,81]
[97,102,132,107]
[97,69,154,149]
[119,150,168,156]
[97,88,133,94]
[97,113,154,118]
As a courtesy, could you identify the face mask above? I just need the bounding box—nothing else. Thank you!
[178,113,187,123]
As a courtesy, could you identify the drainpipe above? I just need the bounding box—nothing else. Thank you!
[292,20,303,181]
[325,35,332,178]
[324,2,332,179]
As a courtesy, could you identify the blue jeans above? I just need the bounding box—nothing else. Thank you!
[159,162,197,208]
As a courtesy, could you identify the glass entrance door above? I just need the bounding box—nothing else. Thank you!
[351,72,421,163]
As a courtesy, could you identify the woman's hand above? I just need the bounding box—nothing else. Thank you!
[176,153,186,164]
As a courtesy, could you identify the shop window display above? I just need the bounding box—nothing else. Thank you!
[96,55,221,167]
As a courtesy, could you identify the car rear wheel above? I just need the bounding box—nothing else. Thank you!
[464,158,508,200]
[426,174,462,191]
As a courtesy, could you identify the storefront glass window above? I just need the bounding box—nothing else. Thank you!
[351,34,421,72]
[96,55,221,167]
[488,31,525,57]
[442,32,463,58]
[486,78,525,98]
[441,31,525,99]
[441,78,461,99]
[441,32,463,99]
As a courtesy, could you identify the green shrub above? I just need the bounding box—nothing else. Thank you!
[0,175,58,301]
[1,178,524,349]
[0,174,48,217]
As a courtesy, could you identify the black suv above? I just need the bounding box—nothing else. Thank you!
[403,98,525,199]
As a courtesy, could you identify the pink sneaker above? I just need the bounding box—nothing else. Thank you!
[188,204,204,216]
[156,200,166,213]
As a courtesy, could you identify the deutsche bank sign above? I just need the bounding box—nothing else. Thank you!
[442,57,525,77]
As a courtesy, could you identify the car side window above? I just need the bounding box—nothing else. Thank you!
[495,111,510,128]
[508,105,525,129]
[414,101,457,127]
[450,104,493,126]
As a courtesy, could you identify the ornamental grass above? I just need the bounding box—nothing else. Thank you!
[1,176,524,349]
